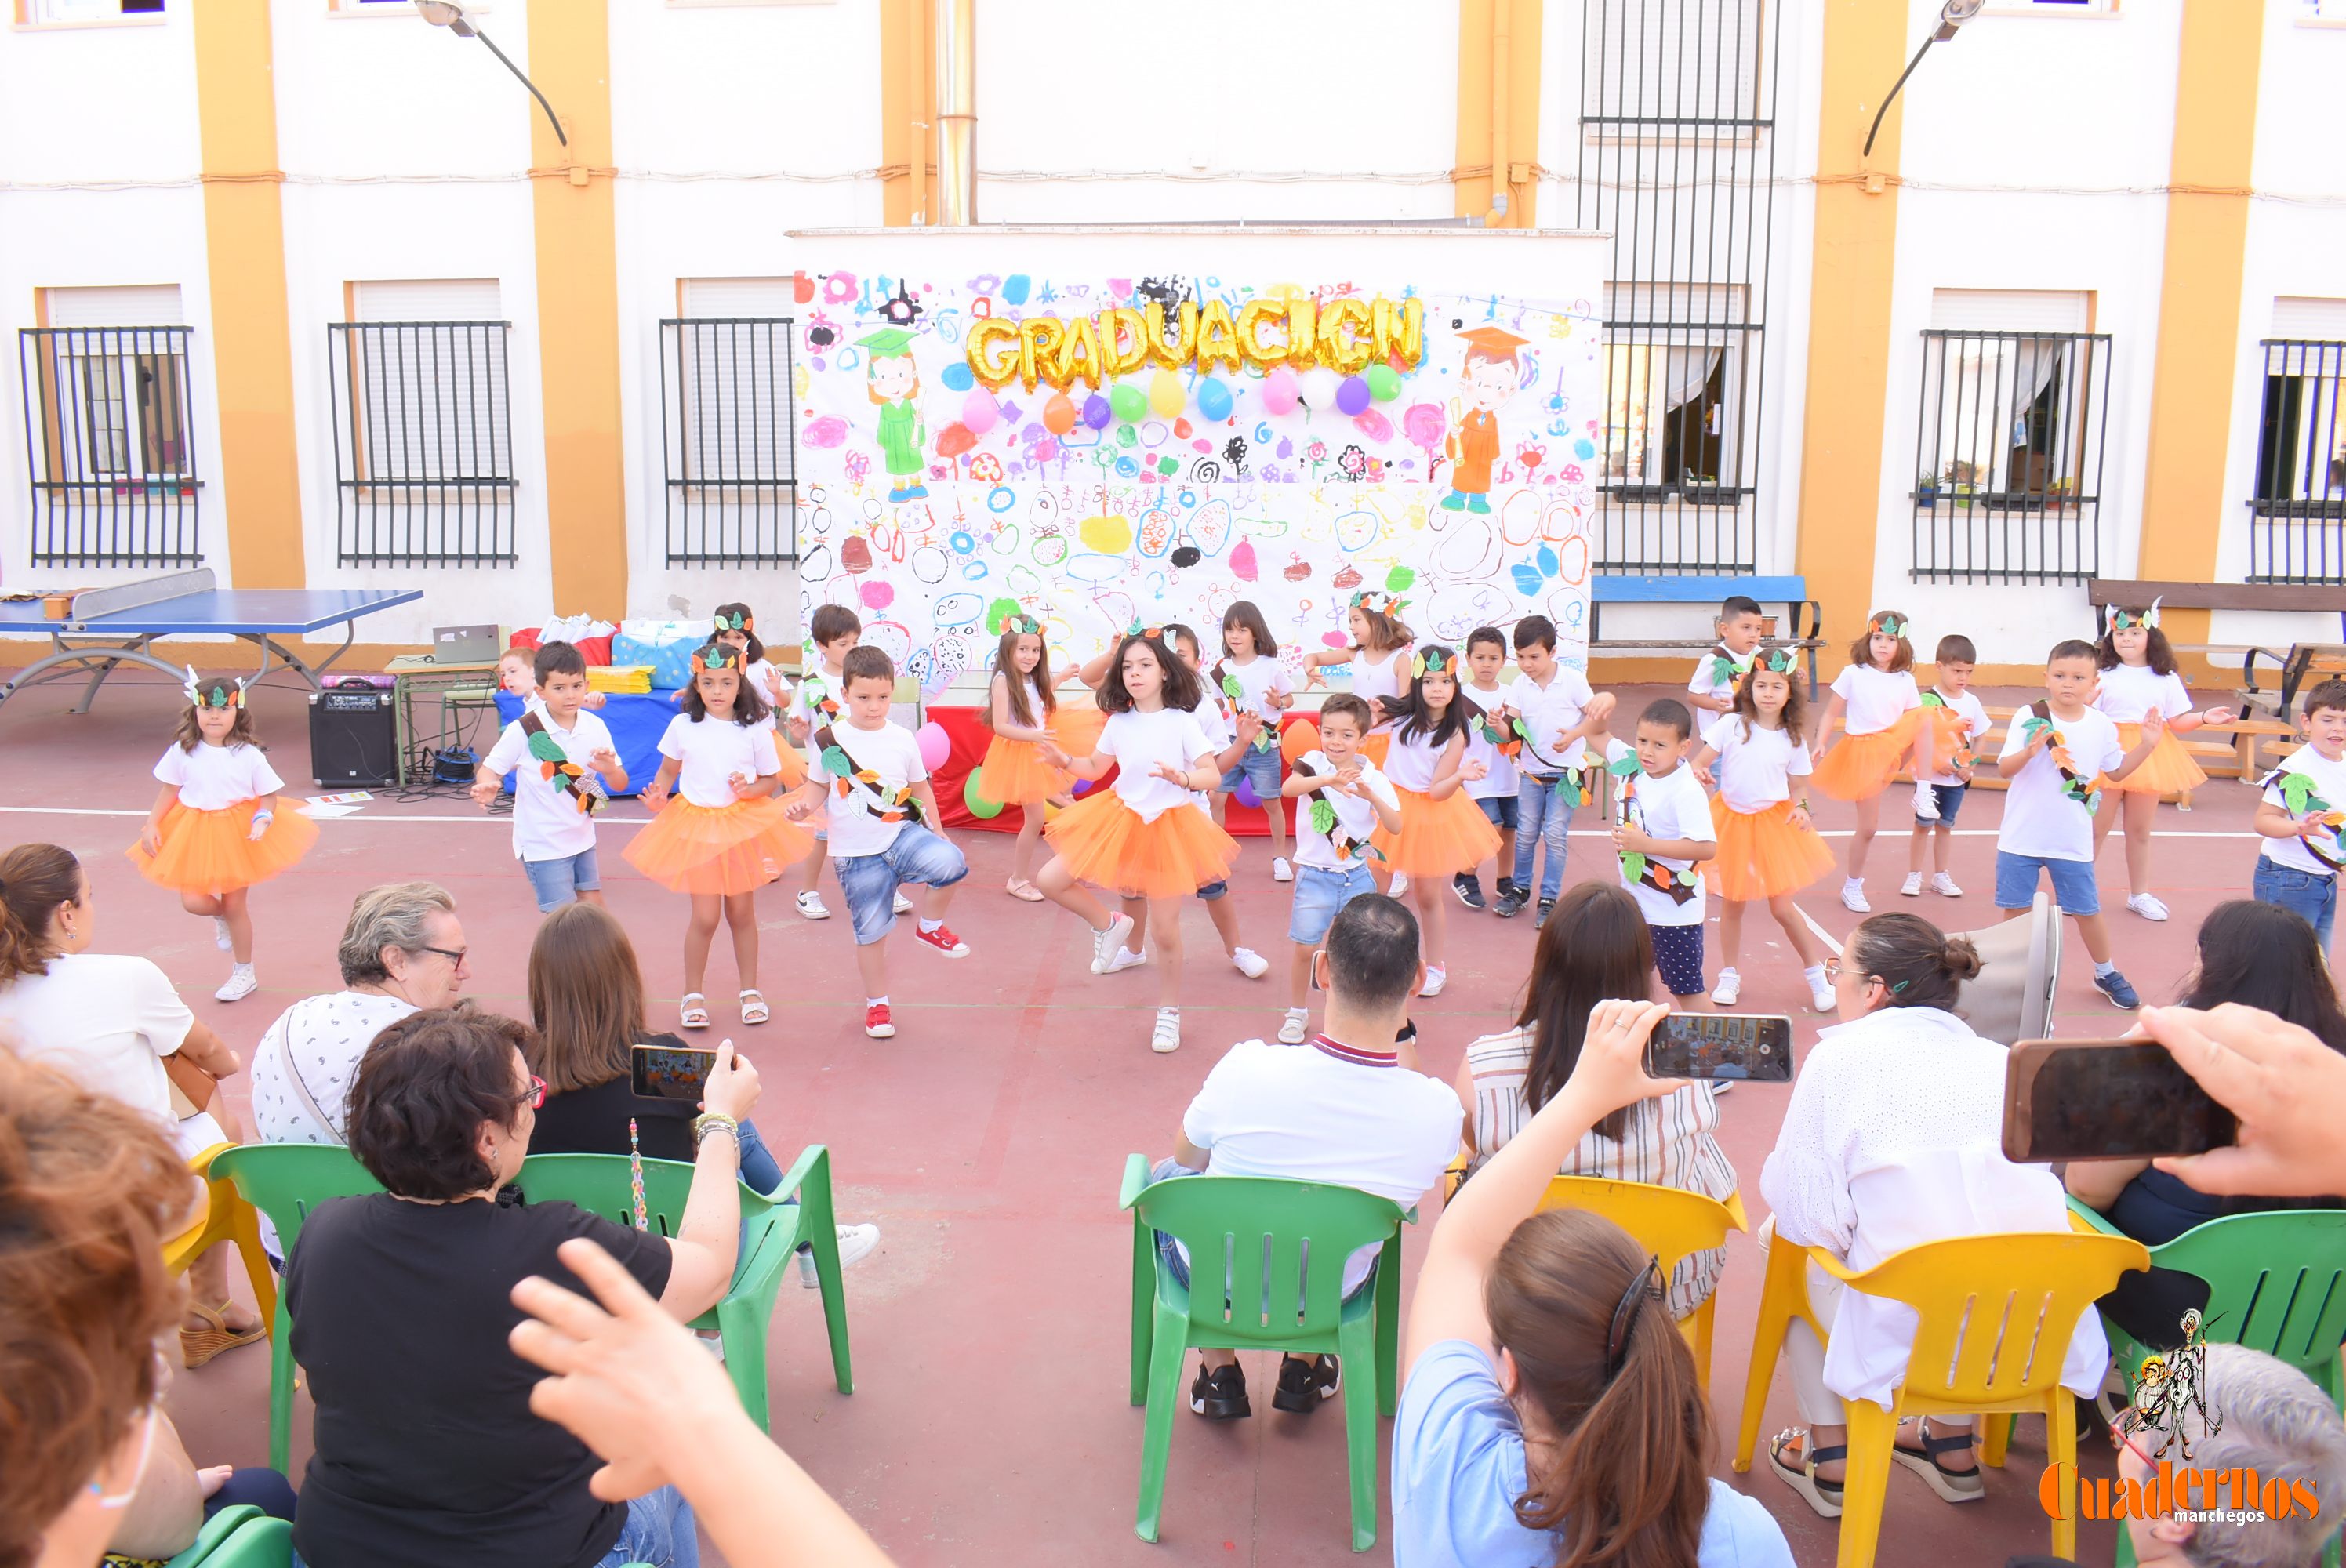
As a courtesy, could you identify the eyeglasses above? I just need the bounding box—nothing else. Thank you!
[417,945,468,966]
[1822,960,1879,989]
[525,1074,547,1110]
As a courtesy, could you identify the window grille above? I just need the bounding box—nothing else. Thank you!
[2250,339,2346,583]
[17,325,200,566]
[327,320,515,566]
[659,317,798,566]
[1909,329,2112,584]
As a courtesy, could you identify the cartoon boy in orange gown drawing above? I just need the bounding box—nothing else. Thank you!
[1442,325,1527,515]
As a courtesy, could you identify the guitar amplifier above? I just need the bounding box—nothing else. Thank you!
[309,684,398,787]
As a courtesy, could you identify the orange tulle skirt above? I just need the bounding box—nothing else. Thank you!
[623,797,812,896]
[1050,703,1107,760]
[1371,785,1503,879]
[129,798,317,895]
[1362,732,1393,768]
[768,734,808,789]
[2107,724,2207,795]
[1043,792,1240,899]
[1705,797,1838,902]
[1813,710,1922,801]
[978,735,1072,804]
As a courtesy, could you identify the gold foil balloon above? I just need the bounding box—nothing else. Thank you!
[1147,368,1186,418]
[1018,316,1066,392]
[1193,299,1244,377]
[1237,299,1289,369]
[1099,307,1151,376]
[1284,298,1319,369]
[1317,297,1375,376]
[1144,301,1199,370]
[1053,313,1104,390]
[965,318,1021,390]
[1372,296,1425,369]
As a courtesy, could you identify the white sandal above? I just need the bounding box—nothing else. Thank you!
[680,993,711,1030]
[739,989,769,1025]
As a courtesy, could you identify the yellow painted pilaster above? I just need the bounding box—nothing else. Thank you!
[526,0,629,619]
[191,0,305,590]
[879,0,936,227]
[1454,0,1544,227]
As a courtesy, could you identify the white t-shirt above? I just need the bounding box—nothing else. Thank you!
[1291,751,1400,871]
[1215,654,1291,725]
[153,741,285,811]
[1512,666,1599,774]
[1919,688,1992,788]
[1996,704,2125,862]
[1609,739,1716,927]
[1687,645,1757,708]
[2260,743,2346,878]
[1100,706,1215,824]
[1181,1036,1462,1293]
[1184,686,1234,755]
[2093,662,2195,726]
[482,707,615,862]
[657,713,782,809]
[794,660,846,763]
[744,657,790,716]
[1381,723,1465,794]
[1831,665,1923,739]
[811,720,928,858]
[250,990,419,1145]
[1458,684,1517,800]
[1350,646,1409,724]
[1700,713,1810,815]
[0,953,193,1129]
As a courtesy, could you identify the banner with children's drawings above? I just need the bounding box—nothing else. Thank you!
[790,264,1602,697]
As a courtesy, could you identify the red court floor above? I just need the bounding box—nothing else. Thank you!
[2,673,2250,1566]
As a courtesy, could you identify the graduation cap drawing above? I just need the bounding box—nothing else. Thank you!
[1458,325,1530,366]
[856,326,917,358]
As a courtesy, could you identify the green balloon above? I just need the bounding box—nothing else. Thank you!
[962,771,1004,820]
[1109,383,1149,424]
[1364,364,1403,402]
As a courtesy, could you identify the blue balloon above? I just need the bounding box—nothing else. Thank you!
[939,361,975,392]
[1196,377,1233,423]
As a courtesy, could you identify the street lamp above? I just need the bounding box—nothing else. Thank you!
[1862,0,1985,158]
[415,0,568,147]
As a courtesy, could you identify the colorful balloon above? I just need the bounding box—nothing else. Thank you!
[1147,369,1186,418]
[1110,383,1148,424]
[1081,393,1113,430]
[1299,367,1342,409]
[962,387,1000,435]
[1335,375,1372,416]
[1364,363,1403,402]
[1042,391,1077,435]
[1196,377,1234,422]
[1262,365,1301,415]
[1279,718,1321,764]
[916,721,951,771]
[1233,777,1261,810]
[961,771,1004,819]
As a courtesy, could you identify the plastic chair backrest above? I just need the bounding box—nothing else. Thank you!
[2148,1209,2346,1374]
[517,1152,774,1233]
[1130,1174,1403,1348]
[1949,891,2059,1047]
[1538,1174,1747,1261]
[211,1143,384,1252]
[1829,1231,2149,1407]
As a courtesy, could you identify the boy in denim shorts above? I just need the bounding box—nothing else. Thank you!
[2251,677,2346,956]
[1276,695,1404,1044]
[1905,633,1989,898]
[473,640,627,913]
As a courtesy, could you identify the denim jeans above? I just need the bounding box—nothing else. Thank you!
[295,1490,696,1568]
[2253,855,2337,953]
[734,1116,785,1196]
[1513,772,1573,902]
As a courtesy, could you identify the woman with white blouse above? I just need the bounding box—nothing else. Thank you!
[1760,912,2108,1520]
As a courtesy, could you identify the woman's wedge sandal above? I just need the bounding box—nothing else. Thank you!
[1891,1417,1985,1503]
[1767,1428,1847,1519]
[180,1301,266,1370]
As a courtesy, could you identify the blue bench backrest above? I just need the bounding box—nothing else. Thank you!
[1591,575,1810,604]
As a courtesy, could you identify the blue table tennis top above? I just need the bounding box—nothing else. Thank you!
[0,587,421,636]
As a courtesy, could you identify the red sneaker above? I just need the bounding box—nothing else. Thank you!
[912,923,969,957]
[864,1003,895,1039]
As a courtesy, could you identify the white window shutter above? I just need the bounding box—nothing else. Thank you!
[43,285,183,327]
[1929,290,2091,334]
[2272,297,2346,341]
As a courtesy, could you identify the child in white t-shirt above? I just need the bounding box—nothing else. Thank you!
[1687,594,1767,714]
[786,603,873,924]
[2092,601,2236,924]
[1209,601,1297,880]
[1498,615,1618,925]
[1454,627,1520,913]
[1905,633,1992,899]
[1606,701,1717,1000]
[2253,677,2346,957]
[1276,694,1405,1044]
[1813,611,1929,914]
[474,641,629,916]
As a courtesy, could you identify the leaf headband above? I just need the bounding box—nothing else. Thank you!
[1003,612,1041,637]
[714,609,753,635]
[1751,648,1799,677]
[691,645,740,675]
[1124,622,1170,643]
[182,665,244,710]
[1349,590,1407,616]
[1868,612,1908,640]
[2112,598,2163,632]
[1409,649,1453,681]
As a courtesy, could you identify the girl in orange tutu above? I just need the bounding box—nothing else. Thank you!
[625,644,811,1029]
[976,615,1073,902]
[129,669,317,1003]
[710,602,807,789]
[2092,601,2236,922]
[1037,626,1242,1054]
[1368,644,1499,999]
[1693,650,1836,1013]
[1812,610,1931,913]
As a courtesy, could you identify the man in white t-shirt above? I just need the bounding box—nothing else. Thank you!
[473,641,628,915]
[1606,701,1719,1000]
[1144,894,1459,1422]
[2253,677,2346,959]
[1995,639,2163,1008]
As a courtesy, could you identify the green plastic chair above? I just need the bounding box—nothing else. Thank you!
[1119,1153,1405,1552]
[518,1149,854,1432]
[164,1504,292,1567]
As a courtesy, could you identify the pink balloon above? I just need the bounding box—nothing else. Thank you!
[1262,366,1301,416]
[915,720,950,771]
[962,387,1000,435]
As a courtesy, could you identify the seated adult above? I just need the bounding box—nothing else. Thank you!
[1761,913,2108,1518]
[249,880,468,1147]
[1155,894,1460,1421]
[1396,996,1794,1566]
[2068,899,2346,1347]
[100,1413,299,1566]
[1454,880,1738,1318]
[0,842,258,1367]
[285,1007,755,1568]
[525,902,881,1279]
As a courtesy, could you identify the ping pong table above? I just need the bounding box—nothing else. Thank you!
[0,569,423,714]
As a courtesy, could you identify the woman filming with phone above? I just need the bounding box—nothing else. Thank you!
[1759,913,2108,1523]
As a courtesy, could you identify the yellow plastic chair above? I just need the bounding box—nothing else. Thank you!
[1732,1227,2148,1568]
[1536,1176,1748,1390]
[161,1143,278,1340]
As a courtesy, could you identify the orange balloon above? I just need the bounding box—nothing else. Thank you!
[1280,717,1322,765]
[1042,391,1077,435]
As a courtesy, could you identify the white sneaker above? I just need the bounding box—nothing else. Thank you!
[1841,880,1871,913]
[1229,946,1269,979]
[1913,785,1940,823]
[1807,968,1836,1013]
[1900,873,1924,898]
[1931,873,1963,898]
[1091,913,1136,974]
[214,964,258,1003]
[212,916,233,952]
[796,891,831,921]
[798,1222,881,1288]
[1101,946,1148,975]
[893,891,915,915]
[1711,968,1741,1006]
[1711,1080,1734,1095]
[2127,892,2170,923]
[1420,964,1447,999]
[1388,873,1411,899]
[1271,856,1294,883]
[1277,1008,1310,1045]
[1152,1008,1182,1054]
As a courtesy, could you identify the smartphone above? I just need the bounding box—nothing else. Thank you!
[1643,1013,1794,1082]
[630,1043,716,1102]
[2003,1038,2236,1163]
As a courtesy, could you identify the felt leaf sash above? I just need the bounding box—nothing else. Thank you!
[521,712,605,815]
[2024,701,2101,815]
[1295,756,1385,865]
[815,725,923,826]
[2268,767,2346,871]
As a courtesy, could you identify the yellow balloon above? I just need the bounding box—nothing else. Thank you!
[1318,296,1375,376]
[1019,316,1066,392]
[965,318,1022,390]
[1372,296,1425,371]
[1284,297,1320,369]
[1147,368,1186,419]
[1194,299,1244,377]
[1053,313,1104,390]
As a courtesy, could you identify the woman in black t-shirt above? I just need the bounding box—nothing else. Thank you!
[285,1007,757,1568]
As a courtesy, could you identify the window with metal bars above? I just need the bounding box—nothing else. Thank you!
[1909,329,2111,584]
[17,325,201,566]
[1576,0,1780,575]
[327,319,515,567]
[2250,340,2346,583]
[659,317,797,566]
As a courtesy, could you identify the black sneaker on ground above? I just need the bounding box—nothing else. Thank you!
[1493,887,1527,919]
[1189,1359,1251,1420]
[1534,898,1556,931]
[1273,1352,1342,1414]
[2094,968,2142,1009]
[1453,873,1485,911]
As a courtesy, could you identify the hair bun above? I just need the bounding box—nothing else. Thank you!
[1940,935,1985,982]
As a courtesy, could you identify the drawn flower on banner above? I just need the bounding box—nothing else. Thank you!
[844,451,870,485]
[968,452,1004,484]
[1306,440,1328,465]
[1518,443,1546,474]
[1337,445,1370,481]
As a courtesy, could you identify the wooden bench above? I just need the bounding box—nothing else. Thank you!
[1590,575,1824,697]
[2086,579,2346,720]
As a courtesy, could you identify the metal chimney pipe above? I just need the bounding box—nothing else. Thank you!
[934,0,975,226]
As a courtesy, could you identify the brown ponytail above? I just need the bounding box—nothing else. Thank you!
[1845,912,1982,1012]
[1485,1208,1710,1568]
[0,844,82,987]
